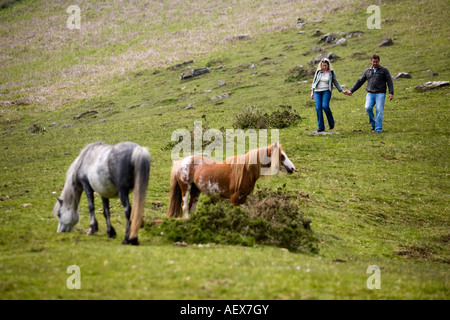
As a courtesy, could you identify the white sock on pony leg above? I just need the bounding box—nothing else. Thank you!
[182,185,191,219]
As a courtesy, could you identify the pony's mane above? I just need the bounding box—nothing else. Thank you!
[228,144,280,192]
[60,142,106,206]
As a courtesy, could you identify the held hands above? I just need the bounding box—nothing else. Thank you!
[343,90,352,96]
[311,90,352,98]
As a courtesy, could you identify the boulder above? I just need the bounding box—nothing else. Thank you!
[74,110,98,119]
[236,34,250,40]
[379,38,394,47]
[210,93,231,101]
[336,38,347,45]
[415,81,449,90]
[168,60,194,70]
[345,31,364,38]
[393,72,412,79]
[180,68,210,80]
[296,18,306,28]
[327,52,338,60]
[285,65,314,83]
[309,130,340,135]
[309,52,339,65]
[318,33,338,43]
[311,46,324,52]
[313,29,323,37]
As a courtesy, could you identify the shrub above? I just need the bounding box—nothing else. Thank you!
[233,105,301,129]
[268,105,301,128]
[148,187,318,254]
[232,106,268,129]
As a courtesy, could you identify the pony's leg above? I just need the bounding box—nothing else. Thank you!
[188,185,200,214]
[181,183,191,219]
[82,182,98,235]
[230,192,240,206]
[118,190,137,245]
[101,197,116,239]
[238,195,248,205]
[230,192,247,206]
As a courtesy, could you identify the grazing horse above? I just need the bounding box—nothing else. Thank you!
[53,141,150,245]
[167,142,295,219]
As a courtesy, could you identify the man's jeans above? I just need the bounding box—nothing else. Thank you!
[365,93,386,132]
[314,90,334,131]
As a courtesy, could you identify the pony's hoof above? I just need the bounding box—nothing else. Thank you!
[107,227,117,239]
[122,237,139,245]
[87,228,96,236]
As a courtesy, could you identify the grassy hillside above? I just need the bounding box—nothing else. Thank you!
[0,0,449,299]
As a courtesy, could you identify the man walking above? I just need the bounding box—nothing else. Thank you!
[345,54,394,133]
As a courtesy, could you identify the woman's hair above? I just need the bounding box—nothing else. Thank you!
[316,58,333,71]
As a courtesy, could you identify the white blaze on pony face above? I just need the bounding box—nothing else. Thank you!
[280,150,296,174]
[54,198,79,232]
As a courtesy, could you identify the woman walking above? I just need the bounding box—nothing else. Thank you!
[310,58,347,132]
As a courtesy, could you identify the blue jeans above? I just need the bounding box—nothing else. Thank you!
[313,90,334,131]
[365,93,386,132]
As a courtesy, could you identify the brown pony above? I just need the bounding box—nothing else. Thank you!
[167,142,296,218]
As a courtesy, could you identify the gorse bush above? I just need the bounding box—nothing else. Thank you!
[268,105,301,128]
[233,106,268,129]
[233,105,301,129]
[149,187,318,253]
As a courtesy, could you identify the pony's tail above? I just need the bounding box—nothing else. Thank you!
[167,162,182,218]
[129,146,151,240]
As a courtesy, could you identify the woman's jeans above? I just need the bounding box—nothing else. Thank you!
[314,90,334,131]
[365,93,386,132]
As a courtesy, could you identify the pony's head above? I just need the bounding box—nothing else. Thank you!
[53,197,79,232]
[265,142,296,175]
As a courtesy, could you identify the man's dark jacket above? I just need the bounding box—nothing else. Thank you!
[350,66,394,95]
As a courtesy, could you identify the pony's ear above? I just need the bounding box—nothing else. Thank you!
[56,197,63,205]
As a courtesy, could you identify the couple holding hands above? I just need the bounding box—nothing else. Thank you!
[310,54,394,133]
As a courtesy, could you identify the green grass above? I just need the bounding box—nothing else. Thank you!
[0,0,449,299]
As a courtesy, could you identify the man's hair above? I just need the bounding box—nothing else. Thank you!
[371,54,380,60]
